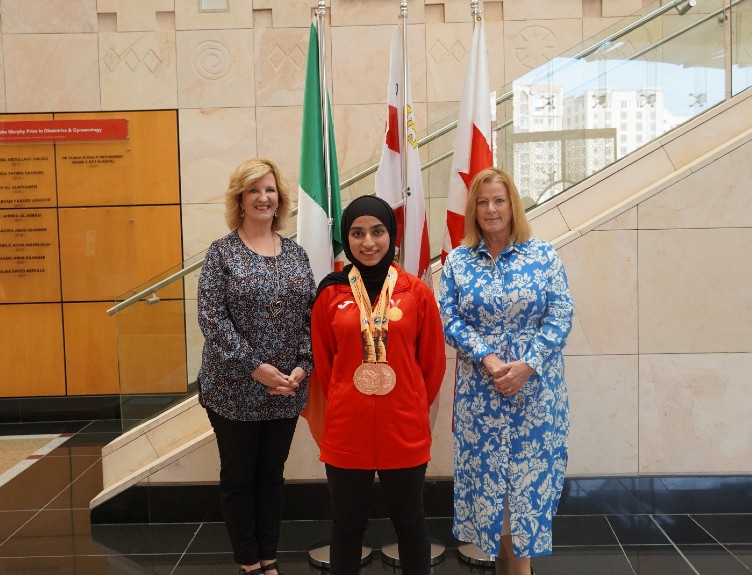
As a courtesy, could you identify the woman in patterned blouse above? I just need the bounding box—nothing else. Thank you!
[439,167,574,575]
[197,157,316,575]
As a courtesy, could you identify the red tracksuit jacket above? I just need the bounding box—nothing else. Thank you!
[311,266,446,470]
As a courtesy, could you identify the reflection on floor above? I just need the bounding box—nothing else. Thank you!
[1,420,752,575]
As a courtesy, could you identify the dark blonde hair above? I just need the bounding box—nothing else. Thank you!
[462,167,532,248]
[224,157,290,232]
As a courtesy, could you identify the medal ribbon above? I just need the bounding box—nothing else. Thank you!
[348,265,397,364]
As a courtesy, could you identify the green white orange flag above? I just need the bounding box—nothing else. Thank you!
[297,19,343,286]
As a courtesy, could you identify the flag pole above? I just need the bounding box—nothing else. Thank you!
[317,1,334,249]
[471,0,481,25]
[399,0,409,261]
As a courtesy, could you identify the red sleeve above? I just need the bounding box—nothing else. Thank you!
[414,280,446,407]
[311,288,337,399]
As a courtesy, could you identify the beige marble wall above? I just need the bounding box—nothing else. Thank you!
[560,130,752,476]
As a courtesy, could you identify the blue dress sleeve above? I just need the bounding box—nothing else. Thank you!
[521,245,574,374]
[439,251,494,364]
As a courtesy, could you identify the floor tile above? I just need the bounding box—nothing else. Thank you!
[0,509,114,558]
[0,510,36,543]
[78,420,124,433]
[175,551,239,574]
[60,431,122,447]
[89,485,150,524]
[3,508,91,539]
[147,484,220,523]
[280,520,333,552]
[552,515,618,546]
[0,455,97,512]
[607,515,671,545]
[532,545,635,575]
[74,553,179,574]
[692,514,752,544]
[622,545,697,574]
[46,459,103,510]
[0,553,179,574]
[49,444,105,457]
[3,421,752,575]
[557,488,641,515]
[727,544,752,570]
[653,514,716,544]
[646,477,752,514]
[184,522,233,554]
[0,421,87,435]
[90,523,201,555]
[677,544,752,575]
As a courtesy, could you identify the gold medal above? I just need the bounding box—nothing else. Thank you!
[374,364,396,395]
[387,307,403,321]
[353,363,384,395]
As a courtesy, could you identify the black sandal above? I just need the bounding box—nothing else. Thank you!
[261,561,284,575]
[239,568,264,575]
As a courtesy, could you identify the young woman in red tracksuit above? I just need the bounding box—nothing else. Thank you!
[311,195,446,575]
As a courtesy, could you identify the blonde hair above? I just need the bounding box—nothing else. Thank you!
[462,167,532,248]
[224,157,290,232]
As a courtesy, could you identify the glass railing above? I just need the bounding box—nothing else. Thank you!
[111,0,752,429]
[111,253,203,430]
[498,0,730,204]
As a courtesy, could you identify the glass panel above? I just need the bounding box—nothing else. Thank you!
[495,0,729,209]
[732,0,752,95]
[114,251,205,431]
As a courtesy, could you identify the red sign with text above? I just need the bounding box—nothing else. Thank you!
[0,119,129,144]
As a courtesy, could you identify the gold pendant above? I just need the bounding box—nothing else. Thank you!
[353,363,384,395]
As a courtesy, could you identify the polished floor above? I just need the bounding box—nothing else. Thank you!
[1,420,752,575]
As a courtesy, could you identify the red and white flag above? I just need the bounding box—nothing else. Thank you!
[375,27,432,285]
[441,20,493,263]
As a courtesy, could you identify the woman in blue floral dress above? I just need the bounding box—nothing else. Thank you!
[439,167,574,575]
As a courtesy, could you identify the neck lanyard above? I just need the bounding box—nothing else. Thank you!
[348,265,398,395]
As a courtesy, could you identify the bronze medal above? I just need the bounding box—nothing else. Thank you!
[349,267,399,395]
[374,364,396,395]
[353,363,384,395]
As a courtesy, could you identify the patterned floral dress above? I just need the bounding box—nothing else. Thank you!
[438,238,574,558]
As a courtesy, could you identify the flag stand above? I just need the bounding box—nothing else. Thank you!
[382,1,445,560]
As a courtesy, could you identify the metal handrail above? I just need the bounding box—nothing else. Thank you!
[106,0,703,316]
[107,259,204,315]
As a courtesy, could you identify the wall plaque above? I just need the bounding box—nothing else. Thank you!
[0,208,60,303]
[0,146,57,208]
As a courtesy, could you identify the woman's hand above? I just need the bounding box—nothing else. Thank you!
[482,353,508,380]
[494,360,535,396]
[252,363,300,397]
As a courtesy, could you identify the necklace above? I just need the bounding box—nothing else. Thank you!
[241,227,284,318]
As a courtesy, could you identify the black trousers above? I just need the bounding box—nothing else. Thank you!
[207,409,298,566]
[325,463,430,575]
